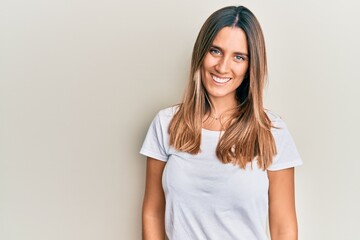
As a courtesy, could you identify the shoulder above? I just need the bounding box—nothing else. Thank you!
[264,109,303,170]
[265,109,292,138]
[265,109,287,130]
[152,105,180,128]
[157,105,179,119]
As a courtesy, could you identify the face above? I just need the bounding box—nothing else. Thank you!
[201,27,249,105]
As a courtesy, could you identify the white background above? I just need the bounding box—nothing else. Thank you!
[1,0,359,239]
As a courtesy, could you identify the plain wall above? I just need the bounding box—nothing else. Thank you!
[1,0,359,239]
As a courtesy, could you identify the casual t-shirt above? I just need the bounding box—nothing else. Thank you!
[140,106,303,240]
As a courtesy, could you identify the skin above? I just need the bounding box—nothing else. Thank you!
[201,27,249,111]
[268,168,298,240]
[142,26,298,240]
[201,27,249,131]
[142,158,166,239]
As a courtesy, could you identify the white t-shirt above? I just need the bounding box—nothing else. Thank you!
[140,106,303,240]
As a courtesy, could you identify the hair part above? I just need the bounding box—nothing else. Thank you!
[168,6,276,170]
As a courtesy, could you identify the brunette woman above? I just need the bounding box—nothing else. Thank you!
[141,6,302,240]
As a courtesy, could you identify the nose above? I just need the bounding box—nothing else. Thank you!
[215,57,231,74]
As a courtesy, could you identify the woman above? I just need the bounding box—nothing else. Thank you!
[140,6,302,240]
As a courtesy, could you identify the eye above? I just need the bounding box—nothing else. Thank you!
[235,55,245,61]
[209,48,221,55]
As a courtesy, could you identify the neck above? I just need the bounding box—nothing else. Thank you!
[208,95,238,117]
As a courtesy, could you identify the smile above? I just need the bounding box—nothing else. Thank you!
[211,74,231,84]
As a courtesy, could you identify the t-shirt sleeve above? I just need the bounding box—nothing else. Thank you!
[267,116,303,171]
[140,111,170,162]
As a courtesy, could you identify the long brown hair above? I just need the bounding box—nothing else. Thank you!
[168,6,276,170]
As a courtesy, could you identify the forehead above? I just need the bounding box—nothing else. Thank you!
[212,27,248,53]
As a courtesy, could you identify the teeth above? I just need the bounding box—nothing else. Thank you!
[212,75,231,83]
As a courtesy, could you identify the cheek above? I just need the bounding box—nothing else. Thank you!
[234,64,249,77]
[202,54,217,69]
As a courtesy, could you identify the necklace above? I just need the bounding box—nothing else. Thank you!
[209,114,220,120]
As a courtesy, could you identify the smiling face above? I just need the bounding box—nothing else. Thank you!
[201,26,249,106]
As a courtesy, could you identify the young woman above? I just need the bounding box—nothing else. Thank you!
[140,6,302,240]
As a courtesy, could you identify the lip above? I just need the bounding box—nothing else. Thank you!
[211,74,232,85]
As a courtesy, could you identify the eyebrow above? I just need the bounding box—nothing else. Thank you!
[211,44,248,57]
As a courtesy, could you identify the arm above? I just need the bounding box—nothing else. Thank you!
[268,167,298,240]
[142,157,167,240]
